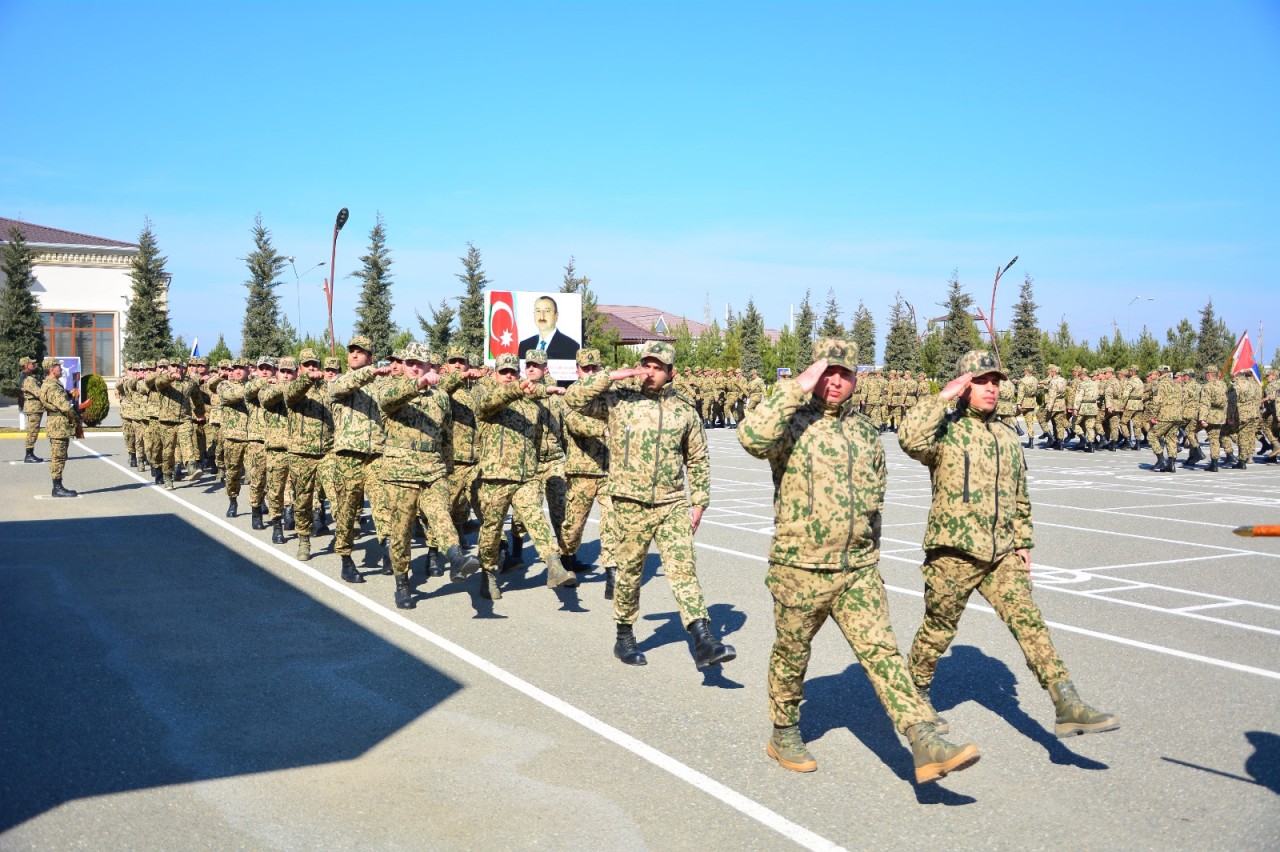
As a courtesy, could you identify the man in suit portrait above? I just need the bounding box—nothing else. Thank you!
[519,295,580,360]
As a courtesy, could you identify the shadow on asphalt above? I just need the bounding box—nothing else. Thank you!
[0,513,462,833]
[1161,731,1280,795]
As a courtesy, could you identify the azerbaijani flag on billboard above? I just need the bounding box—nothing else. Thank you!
[488,291,519,359]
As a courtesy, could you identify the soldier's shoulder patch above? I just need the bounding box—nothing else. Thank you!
[673,390,697,409]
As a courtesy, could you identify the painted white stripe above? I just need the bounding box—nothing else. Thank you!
[1086,552,1245,571]
[76,441,846,852]
[1175,602,1245,613]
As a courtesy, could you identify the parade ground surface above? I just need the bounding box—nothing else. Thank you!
[2,428,1278,850]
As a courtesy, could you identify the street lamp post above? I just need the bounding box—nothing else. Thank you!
[1127,296,1155,343]
[322,208,350,356]
[286,257,325,339]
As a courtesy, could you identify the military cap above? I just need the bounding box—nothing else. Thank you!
[426,350,443,365]
[1205,366,1219,376]
[256,355,276,368]
[155,357,171,368]
[446,345,468,363]
[495,353,520,373]
[1046,364,1059,372]
[218,359,232,369]
[812,337,857,371]
[323,356,341,370]
[402,342,431,363]
[189,356,207,366]
[42,356,59,369]
[576,348,602,367]
[277,357,297,370]
[298,348,320,365]
[956,350,1007,380]
[139,359,154,370]
[19,356,34,367]
[638,340,676,366]
[524,348,548,366]
[468,352,484,368]
[388,348,405,361]
[1157,364,1171,373]
[347,335,373,353]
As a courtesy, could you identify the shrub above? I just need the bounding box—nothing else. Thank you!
[81,374,110,426]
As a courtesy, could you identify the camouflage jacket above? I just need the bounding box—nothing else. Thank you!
[257,381,291,450]
[284,375,333,456]
[1075,378,1099,416]
[147,373,202,423]
[442,372,480,464]
[209,377,251,441]
[39,376,76,439]
[862,375,884,403]
[472,377,547,482]
[198,378,220,426]
[738,380,884,570]
[1199,379,1227,425]
[1151,377,1180,421]
[1045,375,1067,412]
[566,371,710,508]
[373,375,453,483]
[899,395,1033,562]
[1103,377,1124,412]
[540,387,567,465]
[563,385,609,477]
[1179,382,1202,422]
[245,377,269,442]
[1234,376,1263,418]
[1126,376,1145,411]
[116,377,138,420]
[1016,375,1039,408]
[996,380,1016,416]
[21,373,44,413]
[328,366,385,456]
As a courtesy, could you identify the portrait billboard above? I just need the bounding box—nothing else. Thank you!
[486,290,583,382]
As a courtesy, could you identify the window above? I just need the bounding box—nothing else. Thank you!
[43,312,116,376]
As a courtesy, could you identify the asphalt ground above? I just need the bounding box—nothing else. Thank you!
[2,427,1278,850]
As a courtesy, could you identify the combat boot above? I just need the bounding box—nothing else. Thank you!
[164,475,176,490]
[153,467,163,485]
[394,573,415,610]
[251,507,265,530]
[1224,452,1239,468]
[427,547,447,578]
[613,623,647,666]
[340,555,364,584]
[917,688,950,734]
[906,722,980,784]
[603,566,617,600]
[1207,459,1219,472]
[1083,439,1095,453]
[766,725,816,772]
[1048,680,1119,737]
[127,453,137,467]
[271,518,285,544]
[563,551,577,573]
[500,538,522,573]
[174,463,186,480]
[480,569,502,600]
[379,538,393,575]
[51,478,78,498]
[1151,453,1166,472]
[1180,453,1197,469]
[283,505,295,531]
[296,535,310,562]
[1163,456,1177,473]
[1234,457,1248,470]
[313,506,331,537]
[545,553,578,588]
[688,618,736,670]
[226,498,238,517]
[446,544,480,582]
[186,463,203,481]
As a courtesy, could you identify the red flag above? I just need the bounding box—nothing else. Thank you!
[488,291,519,359]
[1227,332,1258,379]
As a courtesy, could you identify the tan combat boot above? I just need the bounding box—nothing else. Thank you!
[767,725,817,773]
[296,536,310,562]
[906,722,980,784]
[545,553,578,589]
[1049,681,1119,737]
[917,688,950,735]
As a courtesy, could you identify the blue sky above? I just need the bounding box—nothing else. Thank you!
[3,1,1277,361]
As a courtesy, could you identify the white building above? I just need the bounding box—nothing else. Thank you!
[1,217,160,382]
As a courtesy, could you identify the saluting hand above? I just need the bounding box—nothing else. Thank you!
[940,372,973,401]
[609,367,646,382]
[795,358,829,393]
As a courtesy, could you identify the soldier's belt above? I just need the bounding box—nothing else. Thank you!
[385,438,437,453]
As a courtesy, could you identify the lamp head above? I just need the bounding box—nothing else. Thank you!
[335,208,349,232]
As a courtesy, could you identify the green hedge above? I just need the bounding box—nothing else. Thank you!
[81,374,110,426]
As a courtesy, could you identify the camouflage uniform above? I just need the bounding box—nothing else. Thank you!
[117,366,139,461]
[899,352,1070,696]
[442,348,483,529]
[258,361,293,521]
[38,361,77,484]
[561,349,615,568]
[20,361,45,457]
[863,371,885,430]
[208,369,251,500]
[565,343,713,629]
[739,339,932,734]
[1261,371,1280,462]
[283,351,333,551]
[1124,369,1146,446]
[1147,368,1181,461]
[1230,371,1264,464]
[146,359,204,485]
[1199,371,1228,463]
[1075,372,1099,444]
[746,371,766,412]
[995,375,1017,426]
[328,359,386,556]
[1015,369,1041,443]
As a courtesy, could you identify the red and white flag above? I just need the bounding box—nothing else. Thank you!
[488,291,519,360]
[1226,332,1260,380]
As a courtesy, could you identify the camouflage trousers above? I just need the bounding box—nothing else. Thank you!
[178,420,200,465]
[1121,411,1142,440]
[286,453,322,538]
[48,437,69,480]
[909,548,1069,692]
[1261,418,1280,458]
[332,452,379,557]
[24,408,43,450]
[244,441,267,508]
[478,478,557,572]
[610,497,708,629]
[1103,411,1123,441]
[1148,420,1179,458]
[1015,406,1041,440]
[379,473,456,576]
[1205,424,1225,459]
[1050,410,1069,439]
[562,474,615,565]
[145,420,161,468]
[1076,414,1099,442]
[865,403,884,429]
[122,418,135,455]
[317,453,342,514]
[540,459,568,553]
[766,562,932,733]
[208,424,224,470]
[152,421,180,477]
[223,439,248,498]
[449,461,482,528]
[1231,418,1261,457]
[265,447,291,519]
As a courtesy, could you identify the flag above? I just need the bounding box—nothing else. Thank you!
[190,337,200,358]
[488,291,519,359]
[1226,332,1260,380]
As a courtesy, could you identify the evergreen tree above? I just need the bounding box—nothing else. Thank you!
[0,224,45,397]
[919,324,943,378]
[1096,326,1132,370]
[938,271,982,380]
[774,325,799,375]
[672,320,696,367]
[819,288,846,338]
[882,292,921,372]
[170,335,189,361]
[695,319,724,367]
[738,298,765,374]
[207,334,233,365]
[721,325,741,369]
[454,242,488,355]
[850,300,875,365]
[580,277,607,354]
[1162,319,1198,373]
[416,298,456,353]
[1194,298,1233,372]
[352,213,396,358]
[794,290,817,371]
[1134,326,1160,374]
[122,220,173,364]
[240,215,289,357]
[1007,273,1044,376]
[390,327,415,353]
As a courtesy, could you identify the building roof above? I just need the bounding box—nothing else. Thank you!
[601,312,674,344]
[599,303,782,344]
[0,217,137,249]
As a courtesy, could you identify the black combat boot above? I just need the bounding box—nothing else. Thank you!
[340,555,364,584]
[226,498,238,517]
[51,478,78,498]
[271,518,285,544]
[25,449,44,463]
[127,453,137,467]
[687,618,736,670]
[614,623,647,666]
[1234,457,1248,470]
[283,505,295,531]
[1163,456,1177,473]
[380,538,393,575]
[564,552,578,573]
[1083,438,1094,453]
[394,573,415,610]
[1206,459,1219,472]
[446,544,480,582]
[251,507,265,530]
[1181,453,1197,469]
[603,566,617,600]
[427,547,446,577]
[313,504,331,536]
[153,467,163,485]
[1151,453,1165,471]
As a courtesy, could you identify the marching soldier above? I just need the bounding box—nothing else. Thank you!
[1102,367,1123,450]
[1231,367,1263,468]
[1015,365,1041,449]
[1074,370,1099,451]
[441,347,485,543]
[282,349,333,561]
[740,339,979,782]
[146,358,203,488]
[20,356,45,463]
[1147,365,1180,472]
[259,357,294,542]
[1178,372,1205,468]
[1261,368,1280,464]
[1044,364,1068,449]
[1199,366,1228,471]
[117,363,140,466]
[566,341,735,672]
[1124,365,1147,449]
[560,349,617,589]
[328,336,388,584]
[38,357,81,497]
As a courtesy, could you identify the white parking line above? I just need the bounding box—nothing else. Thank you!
[76,441,845,852]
